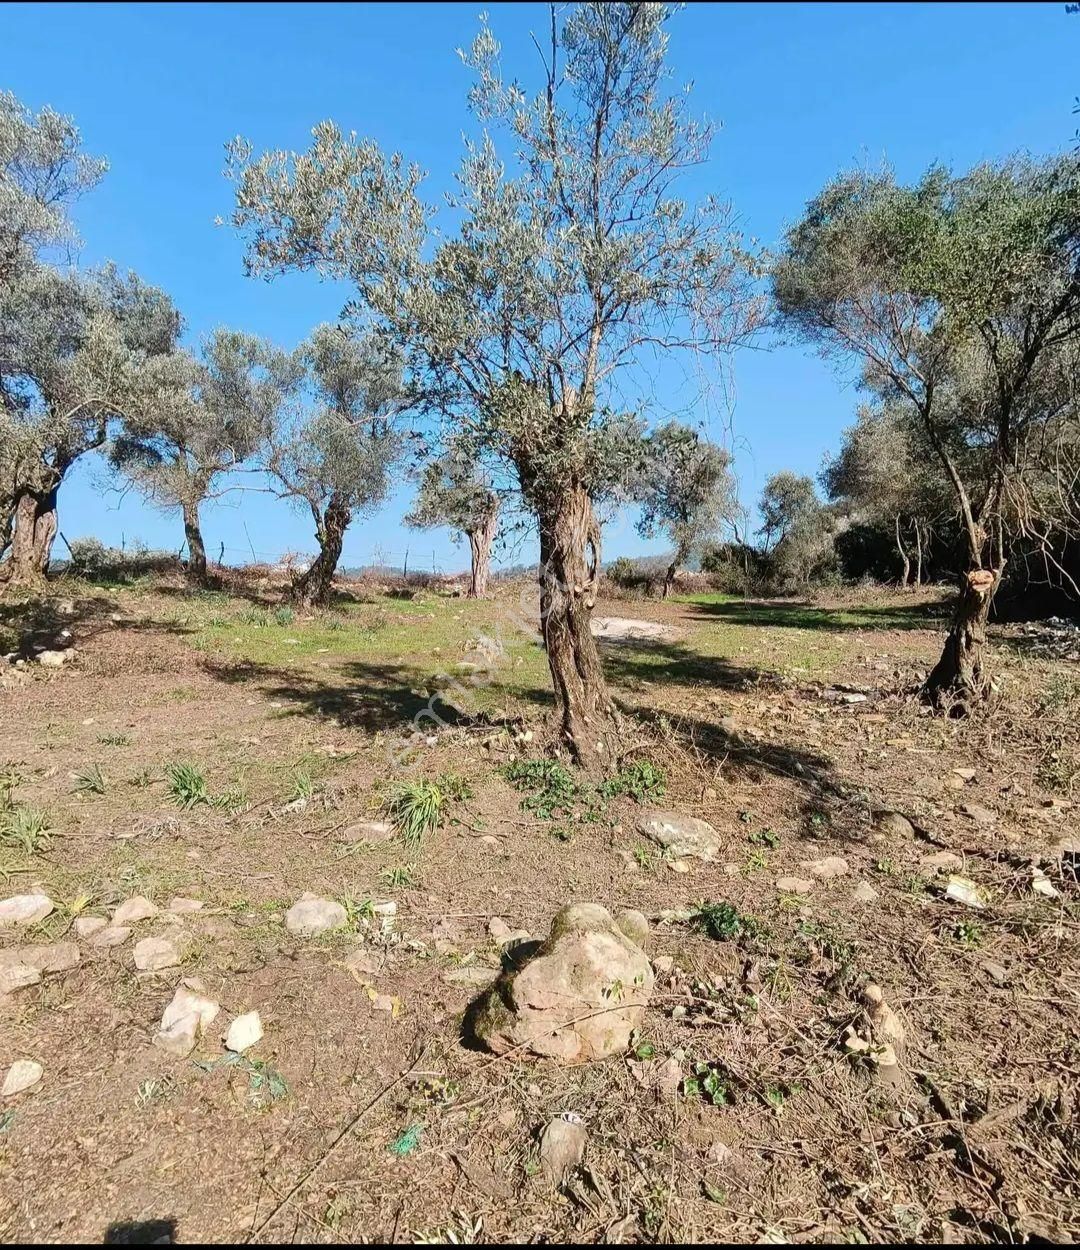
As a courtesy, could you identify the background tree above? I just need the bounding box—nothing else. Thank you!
[773,155,1080,708]
[637,422,737,596]
[227,2,759,766]
[757,470,836,589]
[268,323,406,608]
[758,471,820,555]
[822,403,948,587]
[405,441,500,597]
[0,262,182,584]
[110,329,294,584]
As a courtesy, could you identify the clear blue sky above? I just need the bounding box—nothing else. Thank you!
[4,1,1076,571]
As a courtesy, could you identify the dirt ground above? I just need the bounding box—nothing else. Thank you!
[0,571,1077,1245]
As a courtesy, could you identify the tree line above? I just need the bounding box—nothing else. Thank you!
[4,2,1080,762]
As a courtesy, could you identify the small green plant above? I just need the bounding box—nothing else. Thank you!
[599,760,666,803]
[748,827,780,849]
[503,758,583,820]
[438,772,473,801]
[273,605,295,625]
[683,1061,732,1106]
[383,779,446,845]
[551,823,574,843]
[97,733,131,747]
[0,803,51,854]
[212,785,249,814]
[342,895,377,927]
[135,1077,174,1109]
[693,901,762,943]
[323,1194,353,1229]
[744,848,769,875]
[166,762,210,808]
[952,919,983,950]
[874,857,896,876]
[380,864,416,889]
[246,1057,289,1107]
[129,766,155,789]
[72,762,107,795]
[288,770,315,803]
[633,844,656,869]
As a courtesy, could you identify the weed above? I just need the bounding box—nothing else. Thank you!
[797,918,855,965]
[599,760,666,803]
[273,605,295,626]
[744,848,769,875]
[212,785,249,815]
[342,895,377,927]
[324,1194,353,1229]
[72,762,107,795]
[166,762,210,808]
[438,772,473,801]
[634,844,656,869]
[551,823,574,842]
[380,864,416,889]
[0,803,51,854]
[97,733,131,747]
[129,766,155,789]
[415,1212,483,1245]
[874,857,896,875]
[952,919,983,949]
[684,1061,732,1106]
[748,827,780,849]
[136,1077,174,1109]
[288,770,315,803]
[503,758,600,821]
[693,901,762,943]
[384,779,446,845]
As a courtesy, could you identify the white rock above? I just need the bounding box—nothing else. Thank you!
[161,982,220,1032]
[152,1015,200,1058]
[92,926,132,947]
[36,649,70,668]
[167,897,204,914]
[0,964,42,994]
[74,916,107,938]
[945,876,985,909]
[540,1115,587,1185]
[341,820,394,844]
[0,943,79,975]
[113,896,159,925]
[284,894,347,937]
[0,893,55,926]
[225,1010,263,1053]
[776,876,815,894]
[134,936,183,971]
[801,856,850,880]
[1031,871,1061,900]
[921,851,963,871]
[851,881,880,903]
[637,810,721,860]
[2,1059,43,1096]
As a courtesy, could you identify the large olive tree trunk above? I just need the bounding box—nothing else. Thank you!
[4,487,58,586]
[467,507,498,598]
[182,501,209,586]
[894,513,911,589]
[290,493,350,608]
[536,483,617,770]
[924,567,999,711]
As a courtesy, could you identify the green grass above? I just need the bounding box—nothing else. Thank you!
[383,779,447,845]
[166,762,210,808]
[72,763,107,795]
[0,803,51,854]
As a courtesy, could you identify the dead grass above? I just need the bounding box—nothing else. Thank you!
[0,573,1076,1244]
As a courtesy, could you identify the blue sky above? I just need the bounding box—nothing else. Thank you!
[4,1,1077,571]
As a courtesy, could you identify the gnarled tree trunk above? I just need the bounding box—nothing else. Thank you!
[467,506,498,598]
[4,487,58,586]
[183,501,209,586]
[536,483,617,770]
[914,521,924,588]
[291,493,350,608]
[662,559,678,599]
[924,567,999,711]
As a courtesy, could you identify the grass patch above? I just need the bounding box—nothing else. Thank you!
[383,779,446,846]
[72,762,107,795]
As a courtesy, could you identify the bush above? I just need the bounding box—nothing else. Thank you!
[605,556,662,598]
[66,537,176,583]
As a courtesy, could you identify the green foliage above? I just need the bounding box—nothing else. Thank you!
[693,901,763,943]
[599,760,666,803]
[383,779,446,845]
[72,762,106,795]
[503,758,589,822]
[0,801,50,854]
[273,605,295,625]
[165,762,210,809]
[683,1061,733,1107]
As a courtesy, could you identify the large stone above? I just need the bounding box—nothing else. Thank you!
[225,1010,263,1053]
[113,896,159,925]
[284,893,347,937]
[2,1059,43,1096]
[74,916,107,938]
[469,903,653,1064]
[0,943,79,976]
[637,811,721,861]
[874,811,915,839]
[0,894,55,926]
[134,936,184,972]
[0,964,41,994]
[36,649,71,668]
[341,820,394,844]
[801,856,850,880]
[153,982,221,1058]
[92,926,132,948]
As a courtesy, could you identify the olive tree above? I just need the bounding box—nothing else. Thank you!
[636,421,736,596]
[227,2,758,766]
[268,323,406,608]
[110,330,295,584]
[757,470,835,588]
[1,262,182,584]
[822,404,948,587]
[405,441,500,597]
[774,156,1080,709]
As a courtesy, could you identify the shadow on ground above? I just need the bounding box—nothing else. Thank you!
[679,595,950,633]
[599,637,778,691]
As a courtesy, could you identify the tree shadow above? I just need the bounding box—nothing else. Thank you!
[103,1218,176,1245]
[0,591,123,657]
[201,654,551,735]
[679,595,950,633]
[598,636,778,692]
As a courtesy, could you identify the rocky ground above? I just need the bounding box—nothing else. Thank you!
[0,574,1077,1244]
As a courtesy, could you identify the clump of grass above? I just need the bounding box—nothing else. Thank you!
[97,733,131,747]
[213,784,249,815]
[287,770,315,803]
[503,758,591,821]
[0,803,51,854]
[383,779,446,845]
[166,762,210,808]
[380,864,417,889]
[72,762,107,795]
[274,605,295,626]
